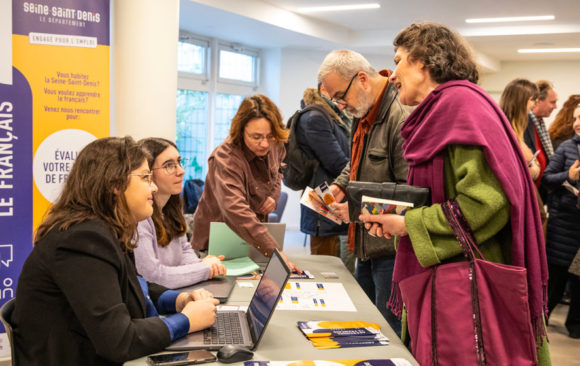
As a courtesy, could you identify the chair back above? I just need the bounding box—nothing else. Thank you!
[0,298,16,365]
[268,191,288,223]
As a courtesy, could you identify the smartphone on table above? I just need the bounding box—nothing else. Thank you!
[146,350,216,366]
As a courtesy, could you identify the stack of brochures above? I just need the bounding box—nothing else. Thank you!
[297,320,389,349]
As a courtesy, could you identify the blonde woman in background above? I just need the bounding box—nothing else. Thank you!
[500,78,541,180]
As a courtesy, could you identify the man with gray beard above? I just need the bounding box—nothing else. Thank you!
[317,50,412,336]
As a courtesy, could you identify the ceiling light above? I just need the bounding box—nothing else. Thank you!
[466,15,555,24]
[518,48,580,53]
[297,3,380,13]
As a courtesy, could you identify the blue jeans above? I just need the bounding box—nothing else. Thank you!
[355,257,401,337]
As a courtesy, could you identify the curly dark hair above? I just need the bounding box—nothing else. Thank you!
[549,94,580,143]
[393,22,479,84]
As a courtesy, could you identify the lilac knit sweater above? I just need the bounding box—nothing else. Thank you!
[134,218,210,289]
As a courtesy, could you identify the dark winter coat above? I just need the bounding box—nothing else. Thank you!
[542,134,580,267]
[296,88,350,236]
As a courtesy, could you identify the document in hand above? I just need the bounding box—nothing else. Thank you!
[222,257,260,276]
[360,195,414,216]
[297,320,389,349]
[300,186,342,224]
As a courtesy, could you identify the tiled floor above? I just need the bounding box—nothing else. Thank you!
[546,303,580,366]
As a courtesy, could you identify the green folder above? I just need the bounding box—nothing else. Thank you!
[223,257,260,276]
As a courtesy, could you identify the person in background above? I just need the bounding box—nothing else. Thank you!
[549,94,580,150]
[524,80,558,202]
[358,22,550,364]
[134,138,226,289]
[542,102,580,339]
[318,49,412,335]
[296,83,354,272]
[191,94,299,272]
[500,79,541,180]
[526,80,558,160]
[500,79,548,233]
[13,137,219,365]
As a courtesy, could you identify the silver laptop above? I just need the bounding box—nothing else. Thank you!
[208,222,286,264]
[166,249,290,351]
[175,276,236,303]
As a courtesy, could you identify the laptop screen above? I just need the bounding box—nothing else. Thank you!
[246,250,290,345]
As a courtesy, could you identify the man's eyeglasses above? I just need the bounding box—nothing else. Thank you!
[245,133,276,143]
[332,72,359,106]
[130,172,154,185]
[152,158,187,175]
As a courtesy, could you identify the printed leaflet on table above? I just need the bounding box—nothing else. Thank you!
[277,282,356,312]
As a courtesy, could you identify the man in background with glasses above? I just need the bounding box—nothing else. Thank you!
[317,49,412,336]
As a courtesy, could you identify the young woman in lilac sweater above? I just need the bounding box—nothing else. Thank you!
[134,138,226,289]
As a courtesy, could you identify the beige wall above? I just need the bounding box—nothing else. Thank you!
[480,60,580,126]
[112,0,179,140]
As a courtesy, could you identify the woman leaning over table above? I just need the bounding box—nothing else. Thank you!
[13,137,219,366]
[134,137,226,289]
[358,22,550,364]
[191,94,299,272]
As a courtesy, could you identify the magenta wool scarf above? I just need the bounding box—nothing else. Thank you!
[388,80,548,336]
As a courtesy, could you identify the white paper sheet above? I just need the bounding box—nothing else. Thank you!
[277,282,356,311]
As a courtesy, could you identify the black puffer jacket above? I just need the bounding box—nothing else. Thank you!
[542,134,580,267]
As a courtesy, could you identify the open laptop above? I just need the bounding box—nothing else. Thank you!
[175,276,236,303]
[208,222,286,265]
[166,249,291,351]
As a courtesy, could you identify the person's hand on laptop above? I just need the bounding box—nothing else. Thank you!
[175,289,215,312]
[202,255,227,278]
[191,288,215,301]
[181,297,220,332]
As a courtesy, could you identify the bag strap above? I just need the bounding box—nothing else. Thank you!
[440,200,485,261]
[440,200,486,366]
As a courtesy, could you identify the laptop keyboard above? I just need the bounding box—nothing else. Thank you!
[203,312,245,345]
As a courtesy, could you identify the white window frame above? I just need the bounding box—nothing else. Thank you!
[217,42,260,88]
[178,31,210,83]
[177,33,261,177]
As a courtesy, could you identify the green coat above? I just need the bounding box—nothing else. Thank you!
[403,145,551,365]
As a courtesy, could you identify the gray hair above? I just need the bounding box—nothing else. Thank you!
[535,80,554,101]
[318,49,378,83]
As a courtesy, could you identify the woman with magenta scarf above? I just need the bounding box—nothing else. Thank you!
[359,22,551,364]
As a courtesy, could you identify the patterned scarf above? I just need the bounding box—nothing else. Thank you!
[529,111,554,158]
